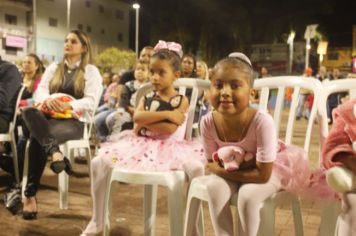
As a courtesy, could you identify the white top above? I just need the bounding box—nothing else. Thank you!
[34,62,103,115]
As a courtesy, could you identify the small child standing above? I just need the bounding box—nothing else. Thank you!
[105,59,149,134]
[197,54,310,236]
[81,41,205,235]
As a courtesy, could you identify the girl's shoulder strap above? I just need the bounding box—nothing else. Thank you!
[169,94,184,109]
[144,91,156,110]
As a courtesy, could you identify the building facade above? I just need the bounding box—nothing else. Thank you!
[0,0,31,62]
[0,0,130,63]
[250,42,307,75]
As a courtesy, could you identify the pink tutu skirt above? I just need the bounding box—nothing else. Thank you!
[273,141,339,201]
[98,130,206,171]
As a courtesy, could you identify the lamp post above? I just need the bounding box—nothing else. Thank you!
[32,0,37,53]
[287,30,295,74]
[67,0,71,31]
[132,3,140,57]
[304,24,318,69]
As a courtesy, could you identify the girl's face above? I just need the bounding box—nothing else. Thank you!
[149,58,179,93]
[22,56,38,75]
[196,62,206,79]
[64,33,86,58]
[209,64,252,116]
[134,63,149,83]
[182,56,195,76]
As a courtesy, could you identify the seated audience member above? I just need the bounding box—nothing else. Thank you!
[19,30,102,220]
[0,56,22,213]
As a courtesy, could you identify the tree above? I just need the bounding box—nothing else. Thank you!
[95,47,136,73]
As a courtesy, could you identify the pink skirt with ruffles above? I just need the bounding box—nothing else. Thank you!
[274,142,339,201]
[98,130,206,171]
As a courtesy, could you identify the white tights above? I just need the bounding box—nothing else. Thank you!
[203,174,281,236]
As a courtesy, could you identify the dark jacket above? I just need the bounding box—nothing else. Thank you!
[0,58,22,122]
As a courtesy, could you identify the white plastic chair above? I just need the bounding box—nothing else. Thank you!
[316,78,356,236]
[102,78,210,236]
[22,87,103,209]
[0,85,25,184]
[184,76,323,236]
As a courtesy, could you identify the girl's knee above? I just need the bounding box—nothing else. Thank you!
[182,160,204,180]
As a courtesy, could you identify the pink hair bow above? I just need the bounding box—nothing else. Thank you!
[153,40,183,58]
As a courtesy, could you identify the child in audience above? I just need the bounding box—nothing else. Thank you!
[81,41,205,235]
[193,54,310,236]
[106,59,149,134]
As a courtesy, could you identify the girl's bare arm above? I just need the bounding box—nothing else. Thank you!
[207,161,273,184]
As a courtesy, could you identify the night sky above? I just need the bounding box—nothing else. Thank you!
[129,0,355,61]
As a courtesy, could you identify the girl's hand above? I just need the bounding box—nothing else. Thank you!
[134,123,144,135]
[206,162,223,175]
[169,109,185,125]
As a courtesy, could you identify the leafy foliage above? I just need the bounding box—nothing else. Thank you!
[95,47,136,73]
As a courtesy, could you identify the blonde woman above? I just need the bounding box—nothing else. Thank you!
[196,60,209,80]
[21,30,102,220]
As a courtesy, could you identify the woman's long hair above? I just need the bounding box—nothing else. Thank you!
[24,53,44,93]
[49,30,93,97]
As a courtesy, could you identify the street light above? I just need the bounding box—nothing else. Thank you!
[67,0,71,31]
[132,3,140,57]
[287,30,295,74]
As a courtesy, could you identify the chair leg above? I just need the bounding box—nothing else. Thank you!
[319,201,340,236]
[291,198,304,236]
[58,145,69,209]
[184,196,203,236]
[144,184,158,236]
[10,135,19,183]
[257,197,276,236]
[58,171,69,209]
[21,141,30,198]
[103,173,114,236]
[167,178,184,236]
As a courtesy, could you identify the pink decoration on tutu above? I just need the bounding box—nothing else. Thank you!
[153,40,183,58]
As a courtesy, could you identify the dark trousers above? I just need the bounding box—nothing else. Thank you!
[0,116,9,133]
[21,107,84,197]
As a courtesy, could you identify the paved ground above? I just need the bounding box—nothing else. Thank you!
[0,116,336,236]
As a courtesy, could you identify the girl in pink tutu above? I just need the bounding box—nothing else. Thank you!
[81,41,205,235]
[195,54,312,236]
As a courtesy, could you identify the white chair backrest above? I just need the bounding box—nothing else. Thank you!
[135,78,210,140]
[254,76,322,153]
[8,85,26,133]
[317,78,356,165]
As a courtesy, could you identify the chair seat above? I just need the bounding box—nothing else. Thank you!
[0,133,11,141]
[110,168,186,186]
